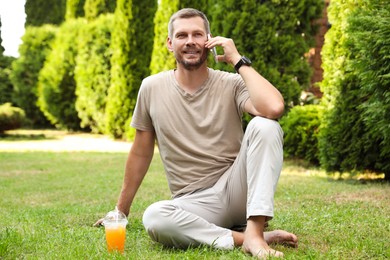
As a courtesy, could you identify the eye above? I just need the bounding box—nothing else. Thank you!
[176,33,186,39]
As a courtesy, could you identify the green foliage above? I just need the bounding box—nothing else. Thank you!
[105,0,157,140]
[65,0,86,20]
[0,18,15,105]
[280,105,323,165]
[319,0,389,178]
[149,0,179,75]
[25,0,67,26]
[347,2,390,175]
[75,14,114,133]
[0,150,389,258]
[0,55,15,105]
[10,25,57,128]
[84,0,116,20]
[0,103,25,133]
[105,0,135,139]
[209,0,323,109]
[0,18,4,53]
[37,19,84,130]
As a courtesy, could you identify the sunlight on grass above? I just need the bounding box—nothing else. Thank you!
[0,152,389,259]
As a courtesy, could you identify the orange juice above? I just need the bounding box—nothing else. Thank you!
[105,224,126,253]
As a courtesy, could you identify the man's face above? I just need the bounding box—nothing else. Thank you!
[167,16,209,70]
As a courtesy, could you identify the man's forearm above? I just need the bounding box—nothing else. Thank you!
[116,146,154,216]
[238,65,284,119]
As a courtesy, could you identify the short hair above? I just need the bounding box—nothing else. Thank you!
[168,8,211,38]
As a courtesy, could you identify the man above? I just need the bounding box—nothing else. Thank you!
[96,8,298,259]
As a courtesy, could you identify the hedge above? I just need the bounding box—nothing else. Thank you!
[0,103,25,133]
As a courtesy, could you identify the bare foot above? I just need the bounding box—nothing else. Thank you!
[242,237,284,259]
[264,230,298,248]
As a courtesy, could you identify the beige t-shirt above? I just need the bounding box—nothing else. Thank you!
[131,68,249,197]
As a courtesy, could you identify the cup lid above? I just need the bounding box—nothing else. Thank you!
[103,207,128,225]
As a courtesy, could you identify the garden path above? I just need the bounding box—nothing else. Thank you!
[0,130,131,153]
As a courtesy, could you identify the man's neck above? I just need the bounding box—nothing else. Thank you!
[174,64,209,94]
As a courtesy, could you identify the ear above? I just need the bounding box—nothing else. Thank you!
[166,37,173,52]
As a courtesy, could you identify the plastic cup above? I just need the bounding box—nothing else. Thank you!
[103,208,128,253]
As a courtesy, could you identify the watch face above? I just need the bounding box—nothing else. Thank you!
[242,56,252,65]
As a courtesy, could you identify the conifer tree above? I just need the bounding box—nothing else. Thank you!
[149,0,179,75]
[210,0,323,109]
[65,0,86,20]
[75,14,114,133]
[37,19,83,130]
[84,0,116,21]
[0,17,15,104]
[25,0,67,26]
[105,0,157,139]
[10,25,57,127]
[0,17,4,54]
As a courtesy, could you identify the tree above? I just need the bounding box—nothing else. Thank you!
[25,0,67,26]
[319,0,389,179]
[10,25,57,127]
[0,17,4,54]
[84,0,116,21]
[149,0,179,75]
[65,0,86,20]
[0,16,15,105]
[75,14,114,133]
[105,0,157,139]
[210,0,323,111]
[37,19,84,130]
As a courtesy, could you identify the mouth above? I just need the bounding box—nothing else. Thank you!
[183,49,201,55]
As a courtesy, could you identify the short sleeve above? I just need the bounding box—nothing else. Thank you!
[232,74,250,115]
[130,79,154,131]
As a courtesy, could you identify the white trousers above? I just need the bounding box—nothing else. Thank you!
[142,117,284,249]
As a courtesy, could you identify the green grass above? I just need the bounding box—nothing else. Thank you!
[0,151,389,259]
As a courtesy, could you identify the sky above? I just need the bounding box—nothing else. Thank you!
[0,0,26,57]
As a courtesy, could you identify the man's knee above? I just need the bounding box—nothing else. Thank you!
[246,116,283,141]
[142,201,179,246]
[143,200,174,232]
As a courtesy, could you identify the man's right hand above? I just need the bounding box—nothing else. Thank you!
[93,217,105,227]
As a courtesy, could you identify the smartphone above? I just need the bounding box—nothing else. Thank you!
[207,34,218,63]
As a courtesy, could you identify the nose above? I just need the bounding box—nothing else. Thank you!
[185,35,195,46]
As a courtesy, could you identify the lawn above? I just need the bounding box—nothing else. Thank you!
[0,148,389,259]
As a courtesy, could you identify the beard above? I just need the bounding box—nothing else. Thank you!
[175,48,209,71]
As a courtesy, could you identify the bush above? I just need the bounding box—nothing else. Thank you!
[0,55,15,105]
[210,0,323,111]
[0,103,25,133]
[11,25,57,128]
[37,19,84,130]
[75,14,114,133]
[319,0,389,179]
[105,0,156,140]
[280,105,323,165]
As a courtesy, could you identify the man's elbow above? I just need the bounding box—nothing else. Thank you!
[263,101,285,119]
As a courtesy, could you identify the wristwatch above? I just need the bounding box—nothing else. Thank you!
[234,56,252,73]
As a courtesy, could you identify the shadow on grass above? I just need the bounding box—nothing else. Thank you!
[284,158,388,184]
[0,130,59,141]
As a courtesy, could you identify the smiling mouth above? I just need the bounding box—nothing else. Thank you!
[183,49,200,55]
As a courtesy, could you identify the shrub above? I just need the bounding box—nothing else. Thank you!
[280,105,323,165]
[105,0,156,140]
[319,0,389,179]
[0,103,26,133]
[0,55,15,105]
[75,14,114,133]
[210,0,323,111]
[10,25,57,128]
[37,19,84,130]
